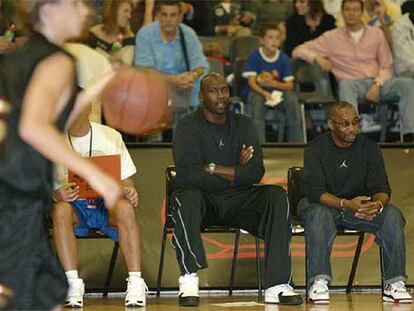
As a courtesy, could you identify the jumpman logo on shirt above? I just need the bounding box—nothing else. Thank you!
[340,160,348,168]
[219,139,224,148]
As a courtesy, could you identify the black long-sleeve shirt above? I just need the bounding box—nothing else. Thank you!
[173,108,264,192]
[303,132,391,203]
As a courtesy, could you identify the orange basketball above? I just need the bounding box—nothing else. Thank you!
[101,67,171,136]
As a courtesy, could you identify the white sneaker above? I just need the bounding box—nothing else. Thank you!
[360,114,381,133]
[178,274,199,306]
[309,279,330,304]
[383,281,413,304]
[264,284,303,305]
[64,278,84,308]
[125,276,147,307]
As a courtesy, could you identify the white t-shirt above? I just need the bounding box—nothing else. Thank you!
[54,122,136,190]
[350,28,364,43]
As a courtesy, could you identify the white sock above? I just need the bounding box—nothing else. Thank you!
[129,271,142,278]
[183,273,197,279]
[65,270,79,279]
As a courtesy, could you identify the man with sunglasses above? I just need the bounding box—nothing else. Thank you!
[298,101,412,304]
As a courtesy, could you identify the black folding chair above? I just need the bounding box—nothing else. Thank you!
[156,165,263,300]
[287,166,383,298]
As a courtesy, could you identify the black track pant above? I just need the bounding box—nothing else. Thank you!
[171,185,292,288]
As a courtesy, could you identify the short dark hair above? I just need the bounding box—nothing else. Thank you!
[157,0,182,11]
[258,24,280,38]
[341,0,364,11]
[328,101,357,119]
[307,0,327,18]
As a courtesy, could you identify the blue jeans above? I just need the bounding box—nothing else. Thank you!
[297,198,407,287]
[246,91,303,143]
[338,77,414,134]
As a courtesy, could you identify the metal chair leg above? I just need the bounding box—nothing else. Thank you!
[346,232,365,293]
[103,241,119,297]
[305,243,309,301]
[156,225,169,297]
[380,246,384,294]
[255,237,262,301]
[229,230,241,296]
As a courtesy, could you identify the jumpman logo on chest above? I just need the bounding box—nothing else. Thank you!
[339,160,348,168]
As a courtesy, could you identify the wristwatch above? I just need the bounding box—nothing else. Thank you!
[208,162,216,175]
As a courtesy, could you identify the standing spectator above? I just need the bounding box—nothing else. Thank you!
[285,0,336,57]
[134,0,209,133]
[392,0,414,76]
[293,0,414,141]
[243,24,303,143]
[86,0,135,64]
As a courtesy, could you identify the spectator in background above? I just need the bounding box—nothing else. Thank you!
[86,0,135,65]
[363,0,399,47]
[130,0,155,34]
[134,0,208,135]
[286,0,335,100]
[246,0,294,37]
[198,0,255,37]
[392,0,414,76]
[243,25,303,143]
[285,0,336,57]
[0,0,26,54]
[293,0,414,141]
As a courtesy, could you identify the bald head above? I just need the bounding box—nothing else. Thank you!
[328,101,357,120]
[200,72,226,91]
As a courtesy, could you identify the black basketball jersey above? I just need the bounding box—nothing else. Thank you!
[0,31,78,200]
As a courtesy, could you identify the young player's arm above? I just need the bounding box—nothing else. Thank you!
[19,52,120,208]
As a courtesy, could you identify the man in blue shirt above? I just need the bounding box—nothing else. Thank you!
[134,0,209,131]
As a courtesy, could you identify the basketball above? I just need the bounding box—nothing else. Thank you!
[101,67,171,136]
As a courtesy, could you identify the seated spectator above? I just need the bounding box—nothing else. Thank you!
[64,43,112,124]
[172,72,303,307]
[299,101,412,304]
[285,0,336,57]
[134,0,209,134]
[243,25,303,143]
[329,0,400,26]
[86,0,135,64]
[52,106,147,308]
[392,0,414,76]
[199,0,255,37]
[293,0,414,141]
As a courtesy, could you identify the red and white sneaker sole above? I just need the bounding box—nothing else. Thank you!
[309,299,330,305]
[383,296,413,304]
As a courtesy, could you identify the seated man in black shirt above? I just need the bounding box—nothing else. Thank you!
[299,101,412,304]
[171,72,303,306]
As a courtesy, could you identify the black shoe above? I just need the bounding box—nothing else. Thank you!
[265,284,303,305]
[179,295,200,306]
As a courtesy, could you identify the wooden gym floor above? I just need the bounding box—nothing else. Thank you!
[78,292,414,311]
